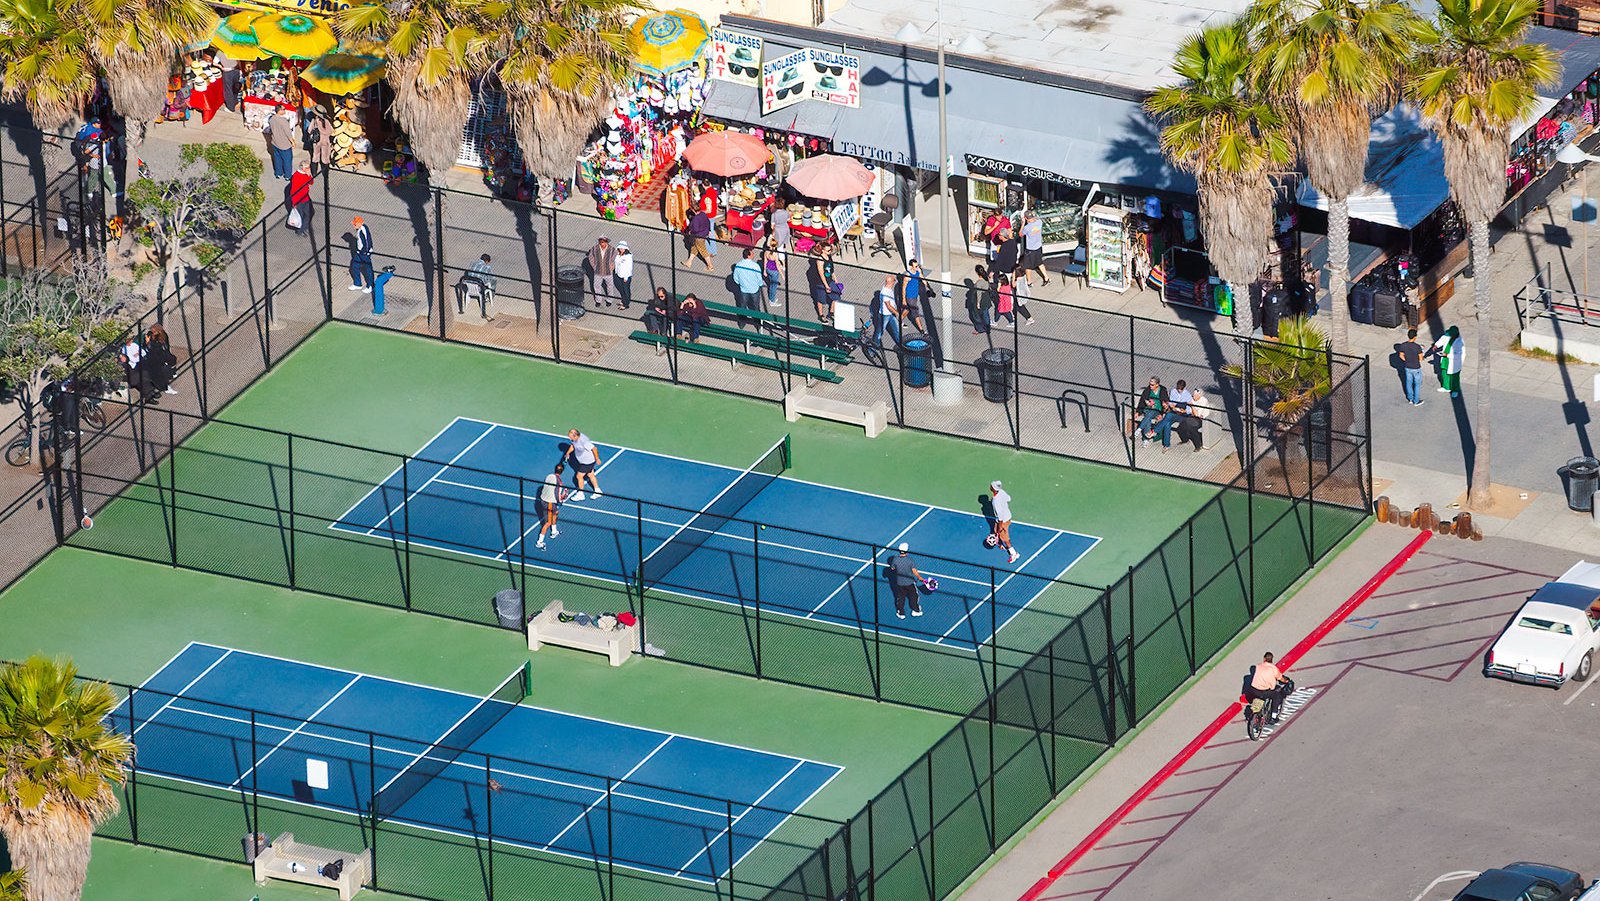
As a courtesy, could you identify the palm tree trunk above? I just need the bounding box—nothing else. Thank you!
[1326,197,1351,355]
[4,815,95,901]
[1467,217,1493,510]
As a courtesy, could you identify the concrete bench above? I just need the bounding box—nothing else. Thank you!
[785,387,887,437]
[526,600,639,667]
[253,832,370,901]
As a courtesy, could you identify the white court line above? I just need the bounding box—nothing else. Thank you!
[673,758,804,876]
[542,735,675,850]
[720,760,845,877]
[499,450,628,559]
[132,649,234,736]
[807,507,934,616]
[365,422,497,535]
[937,532,1065,644]
[229,674,363,788]
[330,417,467,528]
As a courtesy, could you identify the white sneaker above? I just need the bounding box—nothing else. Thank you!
[550,527,560,537]
[1008,550,1020,564]
[896,611,906,620]
[570,491,586,501]
[163,387,177,395]
[592,488,602,498]
[362,287,373,294]
[1436,387,1449,393]
[1140,438,1151,448]
[348,284,363,291]
[911,608,923,617]
[535,537,546,549]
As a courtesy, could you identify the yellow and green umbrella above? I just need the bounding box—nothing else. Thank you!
[253,12,338,60]
[627,9,710,76]
[211,11,269,61]
[300,52,386,95]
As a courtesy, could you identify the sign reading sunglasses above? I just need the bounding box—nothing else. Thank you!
[710,27,762,86]
[761,48,813,114]
[806,48,860,108]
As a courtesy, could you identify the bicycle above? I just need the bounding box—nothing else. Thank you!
[4,382,38,468]
[1244,675,1294,741]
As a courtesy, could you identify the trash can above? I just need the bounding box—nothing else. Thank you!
[242,832,270,864]
[900,338,933,389]
[975,348,1015,403]
[1303,403,1331,464]
[1561,456,1600,512]
[555,266,586,321]
[494,589,524,629]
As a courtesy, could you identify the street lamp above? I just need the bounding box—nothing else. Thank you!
[1558,142,1600,297]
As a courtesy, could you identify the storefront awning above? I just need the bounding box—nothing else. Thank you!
[701,80,843,139]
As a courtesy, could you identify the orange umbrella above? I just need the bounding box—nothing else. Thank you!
[785,154,875,201]
[682,131,771,177]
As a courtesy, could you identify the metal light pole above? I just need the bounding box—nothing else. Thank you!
[930,0,965,402]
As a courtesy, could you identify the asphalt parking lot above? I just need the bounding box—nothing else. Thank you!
[1040,534,1600,901]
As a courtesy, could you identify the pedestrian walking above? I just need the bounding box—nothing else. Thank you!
[901,260,927,332]
[967,266,993,334]
[348,216,374,292]
[305,108,333,174]
[587,235,618,307]
[287,160,313,237]
[699,184,720,255]
[732,248,766,327]
[992,228,1020,285]
[534,463,566,550]
[872,274,902,348]
[807,245,838,323]
[1396,327,1425,406]
[563,429,604,499]
[886,542,926,619]
[684,210,716,271]
[1426,325,1463,397]
[218,53,241,112]
[771,202,791,252]
[265,108,295,180]
[762,238,784,306]
[1019,212,1050,286]
[1010,265,1037,325]
[614,240,634,309]
[988,480,1021,564]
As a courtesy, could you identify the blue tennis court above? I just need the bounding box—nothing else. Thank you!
[331,418,1100,650]
[115,643,842,884]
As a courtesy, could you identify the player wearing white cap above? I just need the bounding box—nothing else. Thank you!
[887,542,926,619]
[989,480,1020,564]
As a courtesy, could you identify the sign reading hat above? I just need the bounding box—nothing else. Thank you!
[806,48,861,108]
[761,48,811,115]
[710,27,762,86]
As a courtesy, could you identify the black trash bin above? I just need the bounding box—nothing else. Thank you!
[555,266,586,321]
[1561,456,1600,512]
[976,348,1015,403]
[900,338,933,388]
[1303,403,1331,464]
[494,589,524,629]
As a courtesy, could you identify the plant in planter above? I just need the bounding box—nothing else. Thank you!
[1222,316,1332,466]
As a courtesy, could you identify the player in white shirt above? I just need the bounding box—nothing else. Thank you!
[534,464,566,550]
[563,429,604,500]
[989,480,1020,564]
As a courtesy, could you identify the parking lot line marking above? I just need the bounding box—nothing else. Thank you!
[1563,671,1600,705]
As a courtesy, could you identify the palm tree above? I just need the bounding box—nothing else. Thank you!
[85,0,217,144]
[0,0,97,134]
[0,657,132,901]
[0,870,27,901]
[1223,316,1333,472]
[484,0,640,180]
[1148,21,1296,336]
[1250,0,1422,355]
[338,0,491,174]
[1408,0,1558,509]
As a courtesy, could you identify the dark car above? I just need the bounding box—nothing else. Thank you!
[1453,863,1585,901]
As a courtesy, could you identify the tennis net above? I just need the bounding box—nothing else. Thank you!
[637,435,790,589]
[370,662,529,822]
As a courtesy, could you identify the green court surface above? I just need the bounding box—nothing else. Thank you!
[0,323,1238,900]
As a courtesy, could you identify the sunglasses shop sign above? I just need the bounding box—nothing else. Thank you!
[759,47,862,114]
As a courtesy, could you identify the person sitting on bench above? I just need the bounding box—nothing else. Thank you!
[676,292,710,342]
[645,287,672,335]
[1173,387,1213,452]
[455,253,496,319]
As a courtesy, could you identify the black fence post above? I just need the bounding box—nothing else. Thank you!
[485,752,495,901]
[286,433,297,589]
[1363,356,1374,508]
[926,751,936,901]
[725,798,737,898]
[1046,644,1058,794]
[127,690,140,844]
[518,475,527,605]
[434,187,446,342]
[1126,565,1136,721]
[550,210,562,362]
[1102,590,1117,742]
[167,410,178,568]
[250,710,260,836]
[321,174,333,320]
[1127,316,1137,470]
[1187,522,1196,673]
[872,544,882,702]
[606,777,616,900]
[1011,310,1021,449]
[401,458,412,610]
[867,801,877,901]
[367,733,378,889]
[753,520,763,679]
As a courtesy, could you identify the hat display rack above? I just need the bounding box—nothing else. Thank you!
[579,67,705,218]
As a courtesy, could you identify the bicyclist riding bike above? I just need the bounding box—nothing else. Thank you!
[1243,651,1292,722]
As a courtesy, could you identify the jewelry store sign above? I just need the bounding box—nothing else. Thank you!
[964,154,1081,188]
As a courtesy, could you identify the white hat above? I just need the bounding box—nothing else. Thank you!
[990,480,1003,490]
[617,240,629,250]
[898,542,909,552]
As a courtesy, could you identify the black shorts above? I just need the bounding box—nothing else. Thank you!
[892,584,919,605]
[572,459,596,475]
[1022,247,1044,269]
[535,499,554,520]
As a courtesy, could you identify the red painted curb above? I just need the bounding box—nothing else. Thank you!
[1016,531,1432,901]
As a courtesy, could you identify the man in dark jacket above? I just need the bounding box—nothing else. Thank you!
[992,228,1020,283]
[1134,376,1169,446]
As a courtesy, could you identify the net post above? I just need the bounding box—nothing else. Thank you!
[753,520,762,679]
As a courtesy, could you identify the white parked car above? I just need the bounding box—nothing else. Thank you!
[1485,561,1600,688]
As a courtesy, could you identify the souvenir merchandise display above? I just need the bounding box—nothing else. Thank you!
[328,95,372,170]
[1085,204,1127,292]
[580,70,704,218]
[785,200,836,250]
[384,139,421,185]
[162,76,193,123]
[242,61,298,130]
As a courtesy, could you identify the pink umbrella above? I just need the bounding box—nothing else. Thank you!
[682,131,771,177]
[785,154,875,201]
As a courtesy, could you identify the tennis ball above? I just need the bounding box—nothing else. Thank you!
[759,524,766,530]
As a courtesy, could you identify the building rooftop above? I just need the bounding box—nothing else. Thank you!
[821,0,1253,94]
